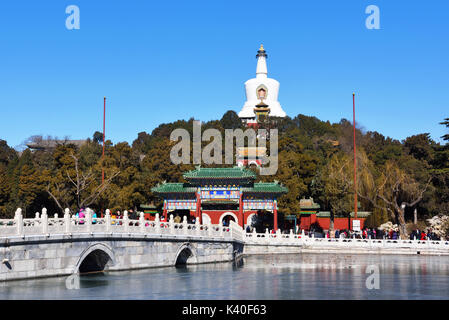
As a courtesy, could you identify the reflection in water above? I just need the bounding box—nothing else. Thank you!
[1,253,449,300]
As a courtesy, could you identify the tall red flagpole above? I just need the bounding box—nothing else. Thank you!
[353,92,358,221]
[102,96,106,185]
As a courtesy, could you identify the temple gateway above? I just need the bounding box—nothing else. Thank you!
[151,167,287,230]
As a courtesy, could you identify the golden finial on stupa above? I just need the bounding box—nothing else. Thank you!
[259,44,264,51]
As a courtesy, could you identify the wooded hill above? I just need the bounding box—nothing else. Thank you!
[1,111,448,235]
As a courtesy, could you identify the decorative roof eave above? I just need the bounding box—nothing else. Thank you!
[183,166,257,180]
[151,183,196,194]
[241,182,288,194]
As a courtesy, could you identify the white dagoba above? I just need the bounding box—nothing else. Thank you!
[238,45,286,122]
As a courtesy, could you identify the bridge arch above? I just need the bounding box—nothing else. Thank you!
[219,212,238,226]
[74,243,116,274]
[174,243,198,266]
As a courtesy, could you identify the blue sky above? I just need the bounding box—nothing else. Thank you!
[0,0,448,149]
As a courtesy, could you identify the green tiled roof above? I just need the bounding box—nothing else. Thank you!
[151,183,196,194]
[242,182,288,194]
[183,166,257,179]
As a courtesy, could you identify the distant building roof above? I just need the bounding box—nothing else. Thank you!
[299,197,320,210]
[316,211,371,218]
[27,139,87,150]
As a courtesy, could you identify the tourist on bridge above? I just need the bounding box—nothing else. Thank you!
[79,208,85,224]
[362,229,368,239]
[420,230,427,240]
[392,230,398,240]
[111,211,117,225]
[128,209,137,220]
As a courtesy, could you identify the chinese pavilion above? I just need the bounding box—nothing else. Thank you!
[151,166,288,230]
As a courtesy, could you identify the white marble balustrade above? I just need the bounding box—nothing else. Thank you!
[3,208,449,251]
[0,208,233,241]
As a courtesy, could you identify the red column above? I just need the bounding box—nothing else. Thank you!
[239,192,244,228]
[162,200,167,221]
[195,193,198,219]
[198,192,202,225]
[196,191,202,224]
[273,200,278,231]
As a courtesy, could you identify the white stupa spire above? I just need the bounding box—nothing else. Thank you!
[256,44,267,78]
[238,45,287,120]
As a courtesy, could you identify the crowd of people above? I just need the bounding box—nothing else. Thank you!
[71,210,447,241]
[325,227,443,241]
[409,228,440,240]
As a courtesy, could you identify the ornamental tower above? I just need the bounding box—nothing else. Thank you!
[238,45,287,125]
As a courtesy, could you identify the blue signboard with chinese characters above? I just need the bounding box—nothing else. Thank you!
[200,188,240,200]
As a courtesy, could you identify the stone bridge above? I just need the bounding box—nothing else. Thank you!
[0,208,244,281]
[3,208,449,282]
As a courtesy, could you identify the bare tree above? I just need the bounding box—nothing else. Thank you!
[46,153,120,213]
[357,158,432,238]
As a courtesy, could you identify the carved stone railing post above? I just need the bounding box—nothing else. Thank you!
[195,217,200,236]
[41,208,48,235]
[15,208,23,236]
[169,214,174,235]
[207,220,212,237]
[139,212,145,233]
[155,213,160,233]
[123,210,129,233]
[86,208,92,233]
[64,208,71,233]
[34,212,40,225]
[183,216,188,235]
[105,209,111,232]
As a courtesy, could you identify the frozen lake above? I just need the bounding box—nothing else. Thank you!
[1,253,449,299]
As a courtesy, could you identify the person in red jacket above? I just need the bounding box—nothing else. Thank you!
[420,231,427,240]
